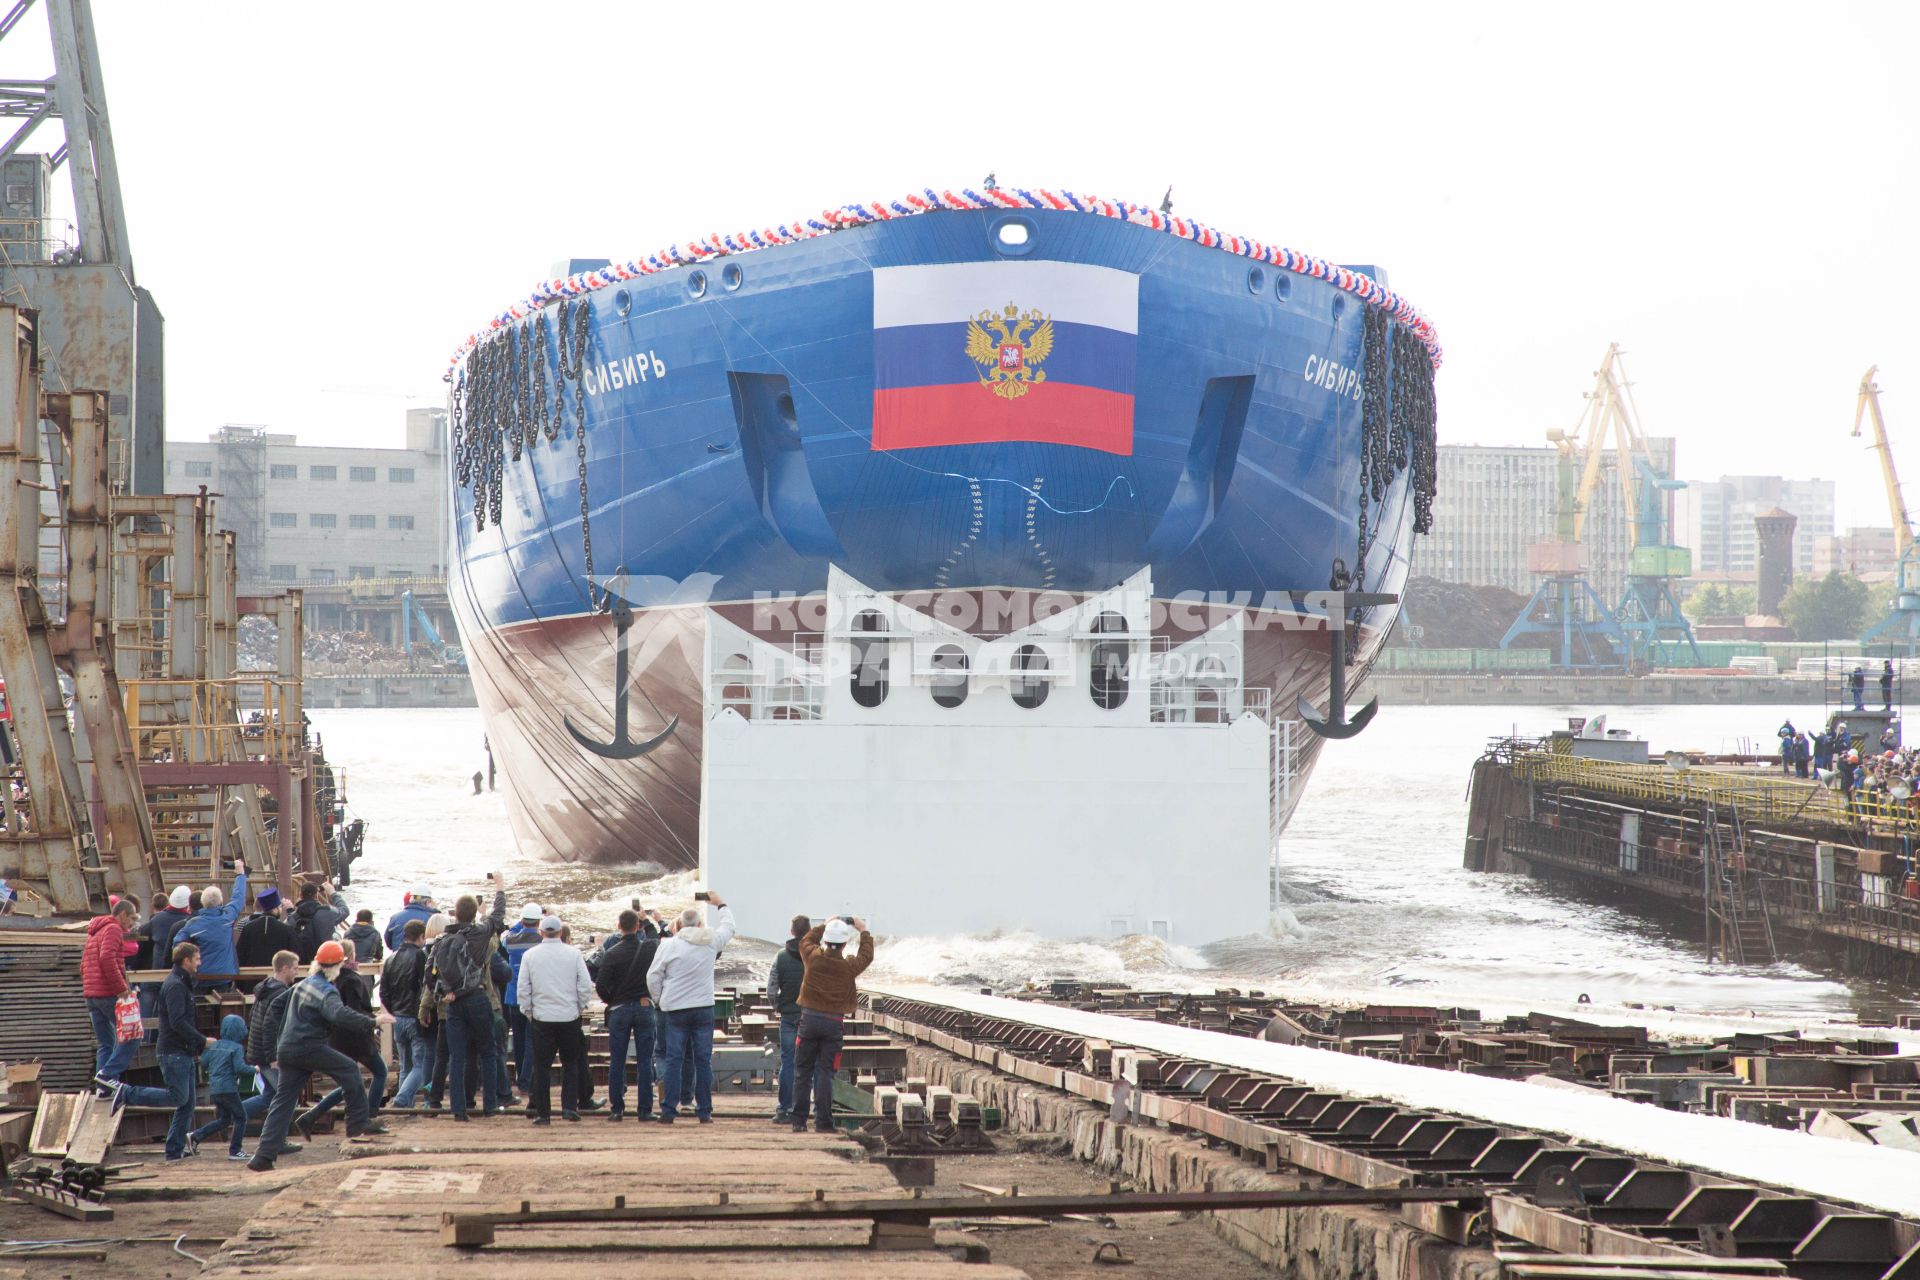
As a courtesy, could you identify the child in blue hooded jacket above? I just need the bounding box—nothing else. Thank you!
[191,1015,252,1159]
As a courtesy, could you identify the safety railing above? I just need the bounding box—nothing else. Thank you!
[125,677,310,765]
[1507,814,1920,956]
[0,216,75,262]
[1511,749,1920,834]
[1505,814,1706,896]
[709,666,823,721]
[1770,874,1920,954]
[1150,683,1270,724]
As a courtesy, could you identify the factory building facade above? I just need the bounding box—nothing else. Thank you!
[165,408,450,592]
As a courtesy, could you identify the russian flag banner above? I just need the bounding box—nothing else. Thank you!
[872,261,1139,455]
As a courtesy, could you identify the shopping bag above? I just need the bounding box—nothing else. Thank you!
[113,990,143,1042]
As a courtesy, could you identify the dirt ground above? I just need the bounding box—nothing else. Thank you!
[0,1180,273,1279]
[0,1099,1278,1277]
[934,1132,1280,1278]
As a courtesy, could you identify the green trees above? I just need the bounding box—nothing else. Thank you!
[1683,583,1756,621]
[1779,572,1877,641]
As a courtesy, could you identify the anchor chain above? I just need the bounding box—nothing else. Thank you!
[447,297,598,606]
[1352,308,1440,590]
[555,300,605,612]
[1394,325,1439,534]
[1355,307,1390,589]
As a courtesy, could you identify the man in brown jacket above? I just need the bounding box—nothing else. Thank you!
[788,916,873,1133]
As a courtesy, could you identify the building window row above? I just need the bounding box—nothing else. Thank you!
[269,563,423,583]
[265,511,420,531]
[177,460,425,484]
[292,464,418,483]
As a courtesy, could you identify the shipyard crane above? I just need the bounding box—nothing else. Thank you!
[1596,355,1701,667]
[1499,347,1633,669]
[1854,366,1920,654]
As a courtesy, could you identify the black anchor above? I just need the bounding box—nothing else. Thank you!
[1296,590,1397,740]
[564,594,680,759]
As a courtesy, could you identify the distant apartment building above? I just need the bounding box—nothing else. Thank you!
[1686,475,1833,580]
[1813,526,1898,580]
[1411,439,1677,600]
[166,408,449,591]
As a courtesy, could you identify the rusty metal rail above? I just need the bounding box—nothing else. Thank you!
[869,996,1920,1279]
[440,1184,1487,1249]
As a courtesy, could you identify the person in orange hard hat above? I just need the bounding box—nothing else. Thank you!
[248,939,395,1171]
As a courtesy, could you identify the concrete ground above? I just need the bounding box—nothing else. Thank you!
[1,1096,1278,1277]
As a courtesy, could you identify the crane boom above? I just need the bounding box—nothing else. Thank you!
[1569,343,1660,544]
[1853,366,1913,564]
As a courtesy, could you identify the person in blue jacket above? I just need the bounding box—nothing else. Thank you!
[187,1015,253,1159]
[176,860,247,990]
[383,887,437,951]
[500,905,543,1093]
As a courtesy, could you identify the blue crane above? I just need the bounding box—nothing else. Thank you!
[401,590,466,670]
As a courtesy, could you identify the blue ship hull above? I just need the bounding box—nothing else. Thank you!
[448,206,1435,869]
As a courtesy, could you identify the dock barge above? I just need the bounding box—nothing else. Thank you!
[1465,730,1920,981]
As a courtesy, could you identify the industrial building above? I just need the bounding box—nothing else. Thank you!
[165,407,449,590]
[1814,525,1898,581]
[1687,474,1834,579]
[1411,439,1676,600]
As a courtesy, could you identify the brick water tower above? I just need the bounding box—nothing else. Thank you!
[1755,507,1798,617]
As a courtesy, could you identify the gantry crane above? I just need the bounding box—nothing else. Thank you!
[1855,366,1920,654]
[1594,352,1702,667]
[1501,344,1699,669]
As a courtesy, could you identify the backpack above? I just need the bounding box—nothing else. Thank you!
[290,908,324,964]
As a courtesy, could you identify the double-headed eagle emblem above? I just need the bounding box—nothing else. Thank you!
[965,302,1054,400]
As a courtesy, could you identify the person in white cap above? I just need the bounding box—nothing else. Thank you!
[500,903,545,1095]
[144,885,194,969]
[516,914,595,1124]
[788,916,873,1134]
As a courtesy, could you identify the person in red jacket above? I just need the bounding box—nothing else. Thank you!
[82,898,140,1083]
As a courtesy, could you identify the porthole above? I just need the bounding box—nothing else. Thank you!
[990,215,1037,257]
[931,644,969,709]
[614,289,632,316]
[722,262,744,292]
[1247,267,1265,295]
[850,609,889,709]
[1274,274,1292,302]
[686,270,708,299]
[1090,612,1129,710]
[1330,294,1346,322]
[1011,644,1050,710]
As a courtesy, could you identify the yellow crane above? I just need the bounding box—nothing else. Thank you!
[1855,366,1920,653]
[1853,365,1913,564]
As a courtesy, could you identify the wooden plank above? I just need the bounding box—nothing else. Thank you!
[12,1181,113,1222]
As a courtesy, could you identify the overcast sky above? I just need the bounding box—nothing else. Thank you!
[11,2,1919,524]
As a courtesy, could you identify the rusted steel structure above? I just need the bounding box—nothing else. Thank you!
[0,309,331,914]
[0,309,158,912]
